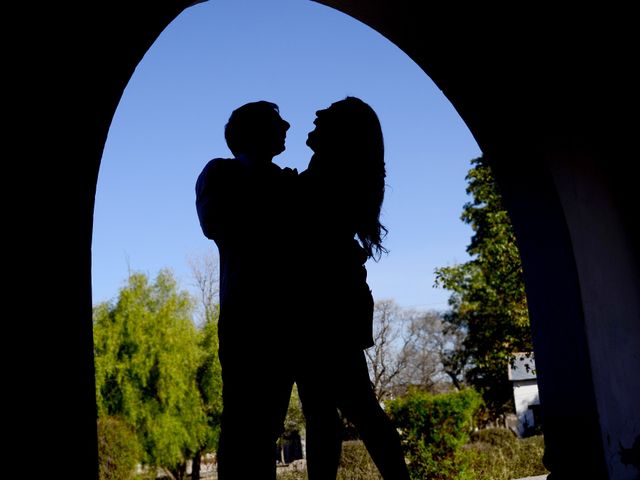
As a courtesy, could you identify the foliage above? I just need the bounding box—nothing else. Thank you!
[435,155,532,419]
[189,252,224,480]
[387,388,483,480]
[94,269,206,477]
[97,416,141,480]
[464,431,547,480]
[274,431,547,480]
[276,385,306,465]
[283,384,305,436]
[196,306,223,453]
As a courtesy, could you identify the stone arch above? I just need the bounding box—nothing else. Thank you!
[18,2,638,478]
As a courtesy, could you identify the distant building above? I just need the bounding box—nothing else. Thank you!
[508,352,541,437]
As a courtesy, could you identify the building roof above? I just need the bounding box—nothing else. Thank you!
[508,352,537,381]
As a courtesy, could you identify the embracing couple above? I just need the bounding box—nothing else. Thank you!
[195,97,410,480]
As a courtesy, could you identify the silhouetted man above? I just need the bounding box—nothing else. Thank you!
[195,101,295,480]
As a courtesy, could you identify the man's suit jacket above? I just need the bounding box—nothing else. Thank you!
[196,157,298,344]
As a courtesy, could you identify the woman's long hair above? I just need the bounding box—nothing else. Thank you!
[328,96,388,260]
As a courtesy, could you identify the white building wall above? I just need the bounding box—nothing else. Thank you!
[513,380,540,436]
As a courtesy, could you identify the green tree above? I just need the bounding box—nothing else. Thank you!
[277,384,306,464]
[94,269,206,479]
[282,383,305,437]
[189,252,224,479]
[192,311,223,478]
[435,156,531,419]
[97,416,141,480]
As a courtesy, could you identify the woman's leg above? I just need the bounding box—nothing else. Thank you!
[335,350,410,480]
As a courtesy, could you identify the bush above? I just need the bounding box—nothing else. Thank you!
[386,388,483,480]
[97,416,141,480]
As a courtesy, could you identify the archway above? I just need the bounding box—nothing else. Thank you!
[17,2,638,479]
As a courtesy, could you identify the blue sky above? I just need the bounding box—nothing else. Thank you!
[92,0,482,311]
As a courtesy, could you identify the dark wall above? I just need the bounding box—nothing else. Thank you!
[11,2,637,478]
[316,4,640,478]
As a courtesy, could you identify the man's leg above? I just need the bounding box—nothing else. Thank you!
[296,357,343,480]
[217,331,295,480]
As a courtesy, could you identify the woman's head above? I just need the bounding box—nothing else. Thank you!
[307,96,384,165]
[307,96,388,259]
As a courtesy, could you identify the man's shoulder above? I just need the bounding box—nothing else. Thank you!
[199,158,240,180]
[196,158,239,194]
[202,157,236,172]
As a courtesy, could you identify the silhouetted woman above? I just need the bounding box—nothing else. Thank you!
[295,96,410,480]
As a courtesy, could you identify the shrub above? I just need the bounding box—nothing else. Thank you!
[386,388,483,480]
[97,416,141,480]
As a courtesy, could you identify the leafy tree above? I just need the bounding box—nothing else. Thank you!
[97,416,141,480]
[94,269,206,479]
[189,253,223,479]
[435,156,532,419]
[278,384,306,464]
[192,309,223,478]
[282,383,305,436]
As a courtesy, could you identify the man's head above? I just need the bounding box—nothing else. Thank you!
[225,101,290,160]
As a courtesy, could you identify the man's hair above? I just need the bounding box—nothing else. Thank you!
[224,101,280,156]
